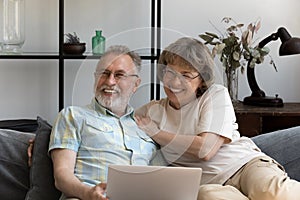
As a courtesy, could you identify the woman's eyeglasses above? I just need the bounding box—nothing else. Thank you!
[162,68,200,82]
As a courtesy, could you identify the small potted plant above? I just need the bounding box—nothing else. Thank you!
[62,32,86,55]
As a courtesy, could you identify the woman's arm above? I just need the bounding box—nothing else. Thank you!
[135,116,227,161]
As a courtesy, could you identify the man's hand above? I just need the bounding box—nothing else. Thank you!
[27,138,35,167]
[84,183,109,200]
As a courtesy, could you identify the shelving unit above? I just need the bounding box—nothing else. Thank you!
[0,0,161,111]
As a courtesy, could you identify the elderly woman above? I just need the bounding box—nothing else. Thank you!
[135,37,300,200]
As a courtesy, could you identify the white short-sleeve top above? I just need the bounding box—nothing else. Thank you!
[136,84,264,184]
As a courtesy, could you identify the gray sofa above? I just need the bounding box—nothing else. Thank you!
[0,117,299,200]
[0,117,61,200]
[252,127,300,181]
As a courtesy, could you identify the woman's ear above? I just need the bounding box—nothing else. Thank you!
[198,77,204,88]
[196,79,205,97]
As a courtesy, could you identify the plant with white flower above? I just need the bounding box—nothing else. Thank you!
[199,17,276,74]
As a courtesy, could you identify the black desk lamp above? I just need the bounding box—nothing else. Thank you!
[243,27,300,107]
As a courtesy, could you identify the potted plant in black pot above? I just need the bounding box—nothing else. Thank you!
[62,32,86,55]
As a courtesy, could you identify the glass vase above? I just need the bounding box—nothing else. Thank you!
[92,30,105,55]
[224,68,238,102]
[1,0,25,53]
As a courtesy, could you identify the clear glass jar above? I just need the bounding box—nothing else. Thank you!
[224,67,239,102]
[1,0,25,53]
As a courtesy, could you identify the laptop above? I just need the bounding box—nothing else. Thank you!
[106,165,202,200]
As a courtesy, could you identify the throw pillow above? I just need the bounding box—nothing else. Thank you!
[0,128,35,200]
[25,116,61,200]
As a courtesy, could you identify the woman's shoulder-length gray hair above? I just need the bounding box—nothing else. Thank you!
[157,37,215,96]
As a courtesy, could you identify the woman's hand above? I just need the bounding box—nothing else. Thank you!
[134,115,160,137]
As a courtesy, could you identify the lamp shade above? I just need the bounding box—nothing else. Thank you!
[278,27,300,55]
[280,39,300,56]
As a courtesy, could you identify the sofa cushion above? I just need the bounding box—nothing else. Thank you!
[25,116,61,200]
[252,126,300,181]
[0,128,35,200]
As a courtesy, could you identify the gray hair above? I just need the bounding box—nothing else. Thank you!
[96,45,142,73]
[158,37,215,96]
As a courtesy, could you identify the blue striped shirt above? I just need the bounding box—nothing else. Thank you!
[49,98,159,186]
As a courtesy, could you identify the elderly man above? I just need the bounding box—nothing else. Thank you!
[48,45,160,200]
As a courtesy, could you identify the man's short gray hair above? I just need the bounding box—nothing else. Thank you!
[96,45,142,73]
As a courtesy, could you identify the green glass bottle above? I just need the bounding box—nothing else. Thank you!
[92,30,106,55]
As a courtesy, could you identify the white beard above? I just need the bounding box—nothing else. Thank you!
[95,85,132,115]
[96,94,126,114]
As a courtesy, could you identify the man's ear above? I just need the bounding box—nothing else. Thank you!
[133,77,141,93]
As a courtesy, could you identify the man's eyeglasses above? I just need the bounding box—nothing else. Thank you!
[95,70,139,81]
[162,68,200,82]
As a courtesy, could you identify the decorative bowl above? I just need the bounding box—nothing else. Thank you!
[62,43,86,55]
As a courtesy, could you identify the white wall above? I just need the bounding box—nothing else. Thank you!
[1,0,300,123]
[161,0,300,102]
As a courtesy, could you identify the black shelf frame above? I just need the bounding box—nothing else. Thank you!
[0,54,59,59]
[60,54,159,60]
[0,0,161,111]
